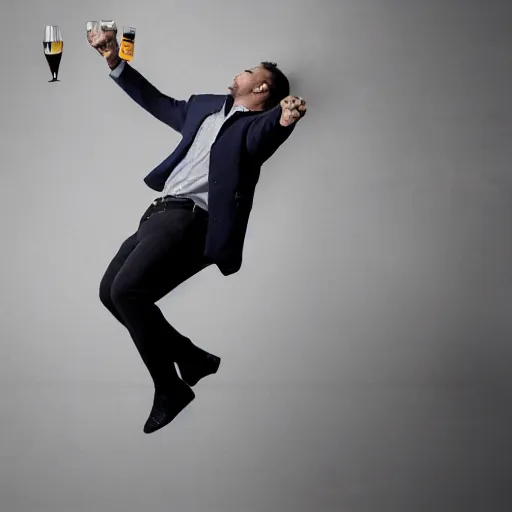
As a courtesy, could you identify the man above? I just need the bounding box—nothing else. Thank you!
[88,27,307,434]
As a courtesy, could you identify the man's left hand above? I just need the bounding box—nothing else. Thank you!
[279,96,307,127]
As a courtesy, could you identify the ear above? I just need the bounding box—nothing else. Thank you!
[253,82,269,94]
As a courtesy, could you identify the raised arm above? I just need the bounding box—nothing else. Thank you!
[109,61,190,133]
[87,24,190,133]
[246,96,306,162]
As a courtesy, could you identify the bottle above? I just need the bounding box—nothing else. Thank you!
[119,27,136,61]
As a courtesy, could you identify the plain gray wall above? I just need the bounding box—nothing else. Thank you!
[1,0,512,510]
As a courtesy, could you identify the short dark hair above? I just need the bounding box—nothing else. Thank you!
[260,61,290,109]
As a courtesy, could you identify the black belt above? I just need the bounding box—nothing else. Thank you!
[151,195,207,215]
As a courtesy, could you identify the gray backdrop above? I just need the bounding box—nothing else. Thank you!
[1,0,511,510]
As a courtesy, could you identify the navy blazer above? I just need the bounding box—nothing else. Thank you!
[111,63,297,276]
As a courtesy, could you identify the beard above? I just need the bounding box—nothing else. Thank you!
[228,82,238,96]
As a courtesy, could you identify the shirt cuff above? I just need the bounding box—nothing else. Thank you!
[109,59,126,78]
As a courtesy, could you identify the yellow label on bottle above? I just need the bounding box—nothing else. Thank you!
[119,38,134,61]
[44,41,63,55]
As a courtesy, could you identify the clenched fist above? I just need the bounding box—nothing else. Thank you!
[87,24,121,69]
[279,95,307,127]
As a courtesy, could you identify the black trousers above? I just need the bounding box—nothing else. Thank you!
[99,198,211,389]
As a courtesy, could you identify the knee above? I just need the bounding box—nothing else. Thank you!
[99,274,115,309]
[109,278,130,309]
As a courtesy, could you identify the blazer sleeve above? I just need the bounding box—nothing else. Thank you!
[109,61,191,133]
[245,104,297,162]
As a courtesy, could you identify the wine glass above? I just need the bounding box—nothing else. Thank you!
[43,25,63,82]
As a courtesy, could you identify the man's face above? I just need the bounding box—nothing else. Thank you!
[229,65,271,98]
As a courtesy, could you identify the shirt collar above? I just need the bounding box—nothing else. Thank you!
[223,96,249,116]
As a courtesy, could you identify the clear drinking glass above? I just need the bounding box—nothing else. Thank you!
[87,20,118,57]
[86,20,100,34]
[43,25,63,82]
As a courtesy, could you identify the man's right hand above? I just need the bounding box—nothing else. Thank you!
[87,26,121,69]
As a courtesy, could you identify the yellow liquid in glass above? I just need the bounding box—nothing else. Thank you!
[119,38,134,61]
[44,40,63,54]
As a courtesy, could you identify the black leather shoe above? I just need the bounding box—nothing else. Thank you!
[177,347,221,387]
[143,380,195,434]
